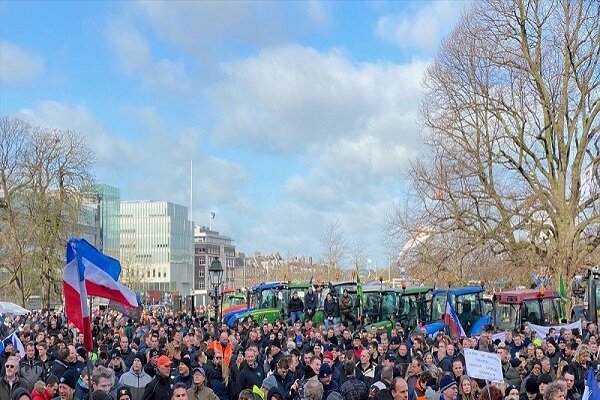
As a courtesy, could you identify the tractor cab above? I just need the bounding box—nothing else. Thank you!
[492,288,563,331]
[425,286,491,336]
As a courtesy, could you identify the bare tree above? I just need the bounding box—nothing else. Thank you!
[320,219,349,279]
[389,0,599,285]
[0,117,95,306]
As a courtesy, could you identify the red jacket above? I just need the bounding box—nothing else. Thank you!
[31,388,53,400]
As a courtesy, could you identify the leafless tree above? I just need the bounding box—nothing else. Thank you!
[320,219,349,279]
[0,116,95,307]
[389,0,599,286]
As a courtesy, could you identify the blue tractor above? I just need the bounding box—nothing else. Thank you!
[424,286,492,336]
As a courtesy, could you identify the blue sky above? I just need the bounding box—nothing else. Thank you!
[0,0,468,267]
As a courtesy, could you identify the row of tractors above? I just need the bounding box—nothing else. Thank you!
[218,266,599,335]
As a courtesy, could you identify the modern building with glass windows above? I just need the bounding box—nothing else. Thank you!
[93,184,121,259]
[120,200,193,295]
[81,184,120,257]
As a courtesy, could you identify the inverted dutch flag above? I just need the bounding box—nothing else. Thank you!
[63,238,139,350]
[0,332,25,357]
[8,332,25,358]
[444,298,466,338]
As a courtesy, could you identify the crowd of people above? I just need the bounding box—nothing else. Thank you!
[0,299,599,400]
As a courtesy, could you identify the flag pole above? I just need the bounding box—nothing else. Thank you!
[87,296,94,398]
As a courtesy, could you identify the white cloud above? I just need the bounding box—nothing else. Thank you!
[213,45,427,153]
[375,1,466,52]
[17,101,247,212]
[0,40,44,85]
[105,20,193,94]
[206,45,427,264]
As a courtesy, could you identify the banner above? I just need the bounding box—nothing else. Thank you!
[528,320,582,340]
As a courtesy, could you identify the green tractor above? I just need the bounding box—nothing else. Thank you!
[226,281,326,326]
[361,286,432,335]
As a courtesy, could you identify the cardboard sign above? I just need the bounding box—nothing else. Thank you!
[464,348,503,382]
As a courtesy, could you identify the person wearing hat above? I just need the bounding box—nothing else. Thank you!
[1,337,15,367]
[11,386,32,400]
[438,374,458,400]
[318,363,339,400]
[56,369,79,400]
[140,355,172,400]
[537,374,553,397]
[505,385,520,400]
[109,349,127,382]
[119,352,152,400]
[188,367,218,400]
[117,387,133,400]
[267,338,285,373]
[144,349,160,378]
[522,377,540,400]
[174,357,193,389]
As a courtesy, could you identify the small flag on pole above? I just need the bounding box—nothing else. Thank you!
[444,298,466,338]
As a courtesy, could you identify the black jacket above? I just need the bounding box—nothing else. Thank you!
[236,362,265,396]
[141,371,172,400]
[305,292,318,311]
[289,297,304,313]
[324,299,339,319]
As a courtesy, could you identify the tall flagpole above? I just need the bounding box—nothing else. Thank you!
[190,159,193,223]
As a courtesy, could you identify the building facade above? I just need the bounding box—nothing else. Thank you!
[94,184,121,259]
[193,226,236,294]
[80,184,121,257]
[120,201,193,295]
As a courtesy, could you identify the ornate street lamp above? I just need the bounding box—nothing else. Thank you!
[208,258,224,334]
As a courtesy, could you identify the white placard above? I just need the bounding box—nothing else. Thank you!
[464,348,503,382]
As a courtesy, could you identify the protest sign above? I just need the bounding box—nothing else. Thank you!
[464,349,503,382]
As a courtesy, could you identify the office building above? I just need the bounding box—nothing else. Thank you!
[193,226,236,304]
[120,201,193,295]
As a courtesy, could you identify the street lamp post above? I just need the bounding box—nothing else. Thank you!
[208,258,224,335]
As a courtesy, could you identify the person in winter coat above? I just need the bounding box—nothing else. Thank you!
[289,292,305,325]
[324,294,339,329]
[305,287,318,322]
[19,342,45,391]
[261,357,294,398]
[119,353,152,400]
[141,356,173,400]
[235,347,266,398]
[0,356,26,400]
[188,368,219,400]
[205,350,231,400]
[338,291,355,328]
[318,364,339,400]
